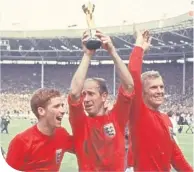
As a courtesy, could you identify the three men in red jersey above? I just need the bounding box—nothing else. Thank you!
[5,29,192,172]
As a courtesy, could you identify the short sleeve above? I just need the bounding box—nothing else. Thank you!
[6,134,28,171]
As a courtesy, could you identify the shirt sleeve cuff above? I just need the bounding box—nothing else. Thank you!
[68,95,83,107]
[134,46,144,55]
[118,86,135,99]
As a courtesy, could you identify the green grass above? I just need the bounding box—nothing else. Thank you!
[0,119,193,171]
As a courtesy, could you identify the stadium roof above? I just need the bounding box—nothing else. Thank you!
[0,0,192,30]
[0,13,192,38]
[0,0,193,61]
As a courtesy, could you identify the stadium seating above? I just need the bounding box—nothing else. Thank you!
[1,62,193,117]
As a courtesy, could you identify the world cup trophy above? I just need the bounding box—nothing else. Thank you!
[82,1,101,50]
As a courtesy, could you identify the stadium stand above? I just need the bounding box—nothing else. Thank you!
[0,12,193,125]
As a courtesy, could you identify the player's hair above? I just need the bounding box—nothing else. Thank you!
[141,70,162,85]
[86,77,108,94]
[30,88,61,119]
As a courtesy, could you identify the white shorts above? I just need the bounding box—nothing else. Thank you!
[125,167,134,172]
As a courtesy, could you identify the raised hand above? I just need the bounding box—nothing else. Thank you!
[82,30,96,57]
[95,31,116,55]
[133,25,152,52]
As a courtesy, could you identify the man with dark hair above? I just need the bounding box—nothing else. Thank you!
[1,115,6,132]
[6,88,74,171]
[126,29,192,171]
[1,112,11,134]
[68,30,134,171]
[178,114,185,133]
[1,118,9,134]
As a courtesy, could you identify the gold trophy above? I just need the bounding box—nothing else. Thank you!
[82,1,101,50]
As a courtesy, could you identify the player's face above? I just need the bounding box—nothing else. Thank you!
[83,80,107,116]
[43,96,65,128]
[143,77,165,110]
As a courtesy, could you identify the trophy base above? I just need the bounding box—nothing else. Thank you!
[86,38,101,50]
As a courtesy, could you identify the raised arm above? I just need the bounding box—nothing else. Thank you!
[111,50,134,93]
[127,30,151,123]
[95,31,134,131]
[69,31,96,102]
[96,31,134,93]
[128,30,151,99]
[128,47,143,97]
[68,31,95,130]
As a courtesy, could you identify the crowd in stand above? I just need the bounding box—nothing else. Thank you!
[1,63,193,128]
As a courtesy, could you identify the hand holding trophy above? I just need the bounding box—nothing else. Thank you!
[82,1,101,50]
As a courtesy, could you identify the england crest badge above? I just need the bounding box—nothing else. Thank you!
[56,149,62,164]
[103,123,116,138]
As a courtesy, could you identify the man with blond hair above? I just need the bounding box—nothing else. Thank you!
[126,29,192,171]
[6,88,74,171]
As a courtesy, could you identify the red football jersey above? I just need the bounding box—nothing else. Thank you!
[68,87,134,171]
[127,134,134,167]
[6,125,74,172]
[127,46,193,172]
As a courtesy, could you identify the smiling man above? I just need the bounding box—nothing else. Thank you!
[126,29,192,172]
[6,88,74,172]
